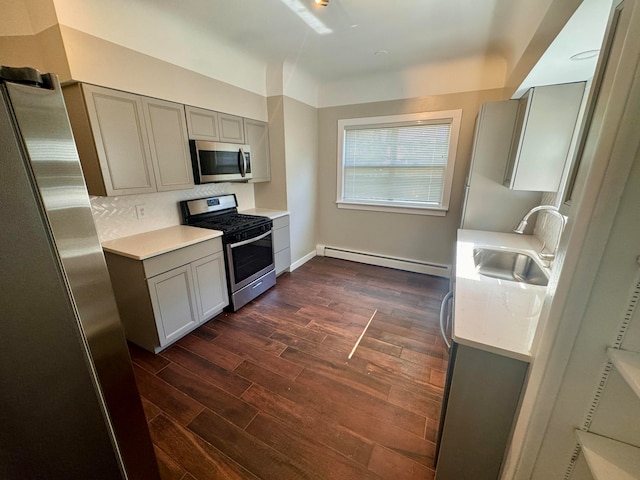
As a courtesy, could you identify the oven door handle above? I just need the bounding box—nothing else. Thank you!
[239,148,247,178]
[229,229,272,249]
[439,290,453,350]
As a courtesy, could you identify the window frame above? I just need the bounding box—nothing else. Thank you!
[336,109,462,216]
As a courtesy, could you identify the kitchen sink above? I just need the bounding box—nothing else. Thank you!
[472,248,548,287]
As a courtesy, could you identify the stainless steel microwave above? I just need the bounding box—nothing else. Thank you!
[190,140,252,183]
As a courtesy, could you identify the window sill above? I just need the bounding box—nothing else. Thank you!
[336,201,447,216]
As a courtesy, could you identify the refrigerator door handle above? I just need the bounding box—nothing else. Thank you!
[439,290,453,350]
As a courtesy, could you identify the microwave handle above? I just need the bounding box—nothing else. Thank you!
[239,148,247,178]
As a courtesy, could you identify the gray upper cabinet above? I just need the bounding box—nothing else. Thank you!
[185,107,246,144]
[63,83,194,196]
[184,105,271,183]
[64,83,156,196]
[504,82,585,192]
[142,98,194,192]
[185,105,220,141]
[244,118,271,183]
[218,113,246,143]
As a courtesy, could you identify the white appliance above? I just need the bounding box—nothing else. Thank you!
[460,100,542,232]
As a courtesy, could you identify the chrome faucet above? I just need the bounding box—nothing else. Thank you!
[514,205,568,264]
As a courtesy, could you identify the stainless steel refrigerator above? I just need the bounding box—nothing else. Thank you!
[460,100,542,232]
[0,66,159,479]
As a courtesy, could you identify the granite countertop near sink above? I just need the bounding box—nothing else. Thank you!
[102,225,223,260]
[454,229,550,362]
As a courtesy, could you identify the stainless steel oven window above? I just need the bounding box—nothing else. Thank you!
[226,230,274,291]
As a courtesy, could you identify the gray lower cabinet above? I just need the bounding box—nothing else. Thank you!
[147,264,199,344]
[63,83,193,196]
[436,343,529,480]
[105,238,228,353]
[273,215,291,275]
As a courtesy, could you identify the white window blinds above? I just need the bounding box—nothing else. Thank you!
[343,122,452,206]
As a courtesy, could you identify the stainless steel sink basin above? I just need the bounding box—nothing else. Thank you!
[472,248,548,287]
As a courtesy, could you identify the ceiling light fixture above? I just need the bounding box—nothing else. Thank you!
[280,0,332,35]
[570,49,600,61]
[314,0,329,6]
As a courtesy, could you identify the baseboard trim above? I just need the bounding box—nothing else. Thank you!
[316,244,450,278]
[290,250,316,272]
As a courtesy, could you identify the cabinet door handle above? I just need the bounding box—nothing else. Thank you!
[439,290,453,350]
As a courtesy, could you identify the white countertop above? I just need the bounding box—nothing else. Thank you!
[102,225,223,260]
[454,229,549,362]
[239,207,289,219]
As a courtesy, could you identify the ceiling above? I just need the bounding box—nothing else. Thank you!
[515,0,612,97]
[132,0,514,82]
[125,0,611,88]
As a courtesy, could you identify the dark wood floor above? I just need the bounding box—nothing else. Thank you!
[129,256,450,480]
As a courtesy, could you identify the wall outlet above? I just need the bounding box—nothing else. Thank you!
[135,204,147,220]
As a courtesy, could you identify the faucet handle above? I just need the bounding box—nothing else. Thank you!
[537,240,555,263]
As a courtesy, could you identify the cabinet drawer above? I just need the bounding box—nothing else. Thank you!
[143,238,222,278]
[273,224,290,253]
[275,247,291,275]
[272,215,289,229]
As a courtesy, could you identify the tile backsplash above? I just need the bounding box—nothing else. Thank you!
[91,183,255,242]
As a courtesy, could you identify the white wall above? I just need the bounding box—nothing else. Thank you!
[59,26,268,122]
[316,88,508,270]
[1,0,58,35]
[283,96,319,265]
[52,0,267,97]
[318,55,507,108]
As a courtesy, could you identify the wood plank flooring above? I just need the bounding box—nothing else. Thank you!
[129,256,450,480]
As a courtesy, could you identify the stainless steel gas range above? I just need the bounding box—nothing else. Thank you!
[180,194,276,312]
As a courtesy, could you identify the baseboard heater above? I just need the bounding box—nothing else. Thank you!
[317,245,450,278]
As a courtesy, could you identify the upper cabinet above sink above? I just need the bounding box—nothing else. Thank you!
[503,82,586,192]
